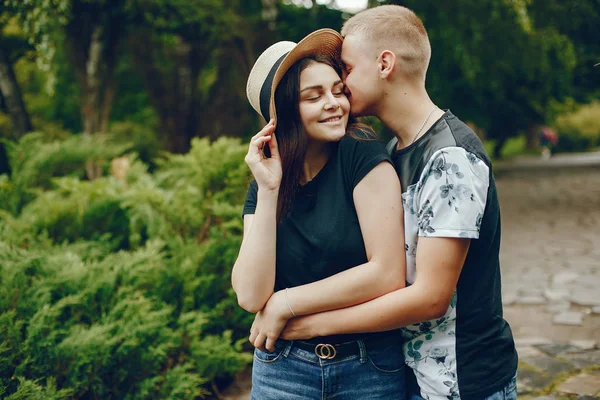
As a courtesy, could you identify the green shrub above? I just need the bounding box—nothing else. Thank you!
[1,132,130,214]
[553,101,600,152]
[108,121,164,170]
[0,134,254,398]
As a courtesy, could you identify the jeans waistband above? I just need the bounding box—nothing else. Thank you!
[278,334,402,363]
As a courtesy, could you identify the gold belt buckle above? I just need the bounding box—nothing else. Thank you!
[315,344,337,360]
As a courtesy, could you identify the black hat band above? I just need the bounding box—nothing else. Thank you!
[259,52,289,121]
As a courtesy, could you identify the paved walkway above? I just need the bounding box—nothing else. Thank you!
[221,152,600,399]
[497,152,600,398]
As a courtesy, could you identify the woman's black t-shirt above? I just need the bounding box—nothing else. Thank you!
[243,136,402,344]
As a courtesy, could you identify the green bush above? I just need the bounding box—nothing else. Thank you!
[553,101,600,153]
[0,133,254,398]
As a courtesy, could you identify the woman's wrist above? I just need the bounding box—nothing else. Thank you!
[257,188,279,206]
[268,290,295,320]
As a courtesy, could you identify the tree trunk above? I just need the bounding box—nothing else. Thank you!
[526,124,540,151]
[81,25,104,135]
[64,2,122,137]
[493,137,506,159]
[129,32,207,154]
[261,0,278,31]
[0,46,33,137]
[63,2,123,179]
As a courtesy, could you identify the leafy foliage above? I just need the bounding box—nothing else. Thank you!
[553,101,600,152]
[0,134,253,398]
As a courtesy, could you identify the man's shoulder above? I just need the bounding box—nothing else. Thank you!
[442,111,491,165]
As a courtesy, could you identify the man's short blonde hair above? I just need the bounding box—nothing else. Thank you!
[341,5,431,81]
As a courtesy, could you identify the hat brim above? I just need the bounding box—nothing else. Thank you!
[268,29,343,121]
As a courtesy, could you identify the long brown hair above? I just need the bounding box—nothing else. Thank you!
[272,54,375,223]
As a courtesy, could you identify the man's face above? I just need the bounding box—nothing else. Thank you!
[341,34,381,117]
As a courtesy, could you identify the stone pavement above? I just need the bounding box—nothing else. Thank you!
[221,153,600,399]
[516,339,600,398]
[496,157,600,340]
[496,153,600,398]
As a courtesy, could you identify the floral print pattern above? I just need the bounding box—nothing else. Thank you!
[401,147,490,399]
[403,292,460,399]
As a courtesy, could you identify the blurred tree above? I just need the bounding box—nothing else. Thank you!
[125,0,263,153]
[381,0,577,156]
[528,0,600,103]
[0,15,33,138]
[278,1,345,42]
[6,0,127,137]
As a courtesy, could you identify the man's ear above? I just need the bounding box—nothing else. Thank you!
[378,50,396,79]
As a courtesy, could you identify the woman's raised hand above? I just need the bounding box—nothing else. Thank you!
[245,120,282,192]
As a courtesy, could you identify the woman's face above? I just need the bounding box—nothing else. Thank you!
[298,62,350,146]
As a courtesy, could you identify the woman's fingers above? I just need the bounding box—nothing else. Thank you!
[251,120,275,141]
[267,133,280,160]
[265,335,277,352]
[251,136,272,145]
[253,332,267,351]
[249,327,258,345]
[247,120,275,160]
[248,136,272,159]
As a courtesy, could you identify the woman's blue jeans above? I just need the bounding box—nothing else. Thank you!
[251,339,407,400]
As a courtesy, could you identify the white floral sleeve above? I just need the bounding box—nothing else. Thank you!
[416,147,489,239]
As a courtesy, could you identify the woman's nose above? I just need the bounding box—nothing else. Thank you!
[324,93,340,110]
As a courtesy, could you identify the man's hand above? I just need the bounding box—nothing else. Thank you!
[249,290,292,352]
[280,314,322,341]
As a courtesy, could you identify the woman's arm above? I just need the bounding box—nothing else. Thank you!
[286,161,406,314]
[250,161,406,351]
[231,121,282,313]
[232,194,278,313]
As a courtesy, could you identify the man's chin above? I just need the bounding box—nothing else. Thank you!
[350,109,366,118]
[349,101,367,118]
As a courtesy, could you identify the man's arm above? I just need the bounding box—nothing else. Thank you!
[281,236,470,339]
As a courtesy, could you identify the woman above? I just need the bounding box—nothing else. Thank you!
[232,29,407,399]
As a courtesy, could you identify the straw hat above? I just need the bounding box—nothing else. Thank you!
[246,28,343,122]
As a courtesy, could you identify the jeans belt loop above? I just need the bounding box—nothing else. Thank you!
[282,340,293,358]
[357,339,367,364]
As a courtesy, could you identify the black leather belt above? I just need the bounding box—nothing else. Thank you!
[292,336,400,360]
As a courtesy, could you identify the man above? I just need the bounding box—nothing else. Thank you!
[281,5,518,399]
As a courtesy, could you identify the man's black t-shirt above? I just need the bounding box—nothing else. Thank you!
[243,135,399,344]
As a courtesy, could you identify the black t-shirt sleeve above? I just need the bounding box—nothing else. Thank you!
[339,136,392,190]
[242,180,259,216]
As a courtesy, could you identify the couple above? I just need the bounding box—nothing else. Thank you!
[232,5,518,400]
